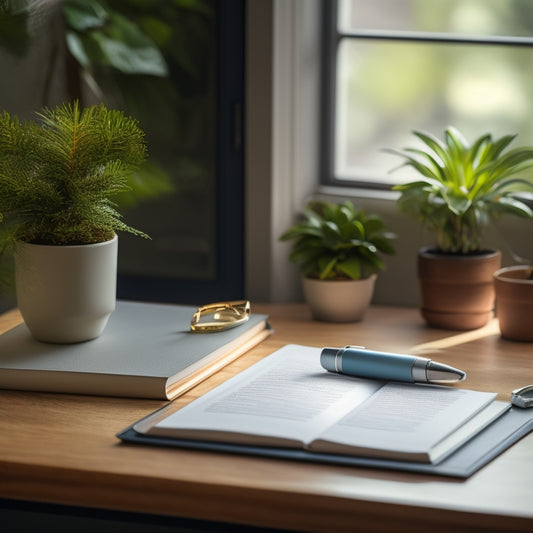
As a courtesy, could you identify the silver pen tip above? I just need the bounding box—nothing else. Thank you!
[426,361,466,383]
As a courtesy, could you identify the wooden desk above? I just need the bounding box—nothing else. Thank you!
[1,304,533,532]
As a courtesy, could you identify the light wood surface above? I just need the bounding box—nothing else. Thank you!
[1,304,533,532]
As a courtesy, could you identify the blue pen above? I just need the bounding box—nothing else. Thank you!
[320,346,466,384]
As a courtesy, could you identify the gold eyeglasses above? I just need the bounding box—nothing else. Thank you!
[190,300,251,333]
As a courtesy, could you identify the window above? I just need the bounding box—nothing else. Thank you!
[323,0,533,188]
[116,1,245,304]
[0,0,245,306]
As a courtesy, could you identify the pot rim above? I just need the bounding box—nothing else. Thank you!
[494,265,533,284]
[15,233,117,250]
[303,273,377,284]
[418,247,500,260]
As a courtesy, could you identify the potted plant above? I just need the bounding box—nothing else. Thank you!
[493,265,533,342]
[388,127,533,330]
[0,101,148,343]
[279,200,395,322]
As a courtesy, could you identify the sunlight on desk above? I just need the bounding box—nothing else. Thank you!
[411,319,501,354]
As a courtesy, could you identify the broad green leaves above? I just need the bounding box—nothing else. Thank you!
[280,201,395,280]
[390,127,533,253]
[64,0,168,77]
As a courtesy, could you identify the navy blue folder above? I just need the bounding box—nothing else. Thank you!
[117,405,533,478]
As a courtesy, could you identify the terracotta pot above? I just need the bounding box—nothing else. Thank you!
[14,235,118,343]
[418,248,501,330]
[494,265,533,342]
[302,275,376,323]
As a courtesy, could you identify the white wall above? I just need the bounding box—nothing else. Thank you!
[245,0,321,303]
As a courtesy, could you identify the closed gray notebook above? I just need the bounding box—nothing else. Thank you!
[0,300,271,399]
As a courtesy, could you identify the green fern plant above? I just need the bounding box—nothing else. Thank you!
[280,201,396,280]
[388,127,533,253]
[0,100,148,252]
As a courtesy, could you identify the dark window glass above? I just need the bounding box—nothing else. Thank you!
[0,0,244,305]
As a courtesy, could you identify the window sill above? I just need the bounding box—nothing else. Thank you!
[316,184,400,203]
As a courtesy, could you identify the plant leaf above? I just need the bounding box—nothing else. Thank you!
[63,0,108,31]
[279,200,395,279]
[337,258,361,280]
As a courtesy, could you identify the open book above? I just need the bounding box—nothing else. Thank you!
[134,344,509,464]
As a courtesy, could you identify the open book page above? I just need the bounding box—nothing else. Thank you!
[138,344,504,463]
[139,345,383,447]
[309,381,501,463]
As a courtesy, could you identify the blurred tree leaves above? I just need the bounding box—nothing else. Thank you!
[0,0,215,200]
[64,0,168,76]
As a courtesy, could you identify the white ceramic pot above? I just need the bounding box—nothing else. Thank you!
[302,275,377,322]
[14,234,118,343]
